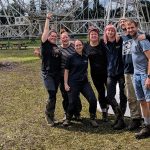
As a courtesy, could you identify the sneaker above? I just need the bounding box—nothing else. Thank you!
[62,114,67,122]
[90,119,99,128]
[63,119,71,127]
[128,119,141,131]
[113,119,126,130]
[102,112,108,122]
[45,115,55,127]
[53,118,59,124]
[135,125,150,139]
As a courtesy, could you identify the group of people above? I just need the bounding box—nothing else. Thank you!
[35,13,150,139]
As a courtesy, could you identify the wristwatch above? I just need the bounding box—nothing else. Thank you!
[148,75,150,78]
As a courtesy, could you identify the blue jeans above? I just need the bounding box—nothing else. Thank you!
[133,74,150,102]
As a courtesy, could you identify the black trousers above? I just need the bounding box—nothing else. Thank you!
[42,71,60,116]
[91,73,108,111]
[67,81,97,119]
[59,76,82,116]
[107,75,127,116]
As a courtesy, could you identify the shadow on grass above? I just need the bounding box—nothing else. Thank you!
[54,115,131,135]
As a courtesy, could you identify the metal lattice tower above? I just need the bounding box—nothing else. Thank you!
[0,0,149,39]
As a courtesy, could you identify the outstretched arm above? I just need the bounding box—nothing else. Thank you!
[41,13,53,43]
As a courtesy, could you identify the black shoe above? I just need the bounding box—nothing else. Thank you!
[90,119,99,128]
[74,115,82,121]
[128,119,142,131]
[102,112,108,122]
[113,119,126,130]
[135,125,150,139]
[111,119,118,127]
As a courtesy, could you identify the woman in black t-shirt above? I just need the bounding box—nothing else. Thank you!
[63,39,98,127]
[41,13,61,127]
[84,26,108,122]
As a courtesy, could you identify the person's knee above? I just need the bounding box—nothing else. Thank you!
[48,90,57,99]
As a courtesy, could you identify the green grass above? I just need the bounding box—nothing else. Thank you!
[0,49,149,150]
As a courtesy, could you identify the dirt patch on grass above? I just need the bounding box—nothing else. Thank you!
[0,61,19,71]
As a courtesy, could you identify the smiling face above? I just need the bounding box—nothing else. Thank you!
[60,32,70,46]
[89,30,99,43]
[126,22,138,37]
[106,28,116,38]
[74,40,83,54]
[48,32,57,44]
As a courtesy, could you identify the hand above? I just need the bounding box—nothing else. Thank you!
[46,13,52,20]
[64,83,70,91]
[145,78,150,89]
[116,34,120,43]
[137,34,145,41]
[34,48,41,57]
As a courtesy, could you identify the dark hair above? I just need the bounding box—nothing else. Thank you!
[74,39,84,45]
[48,29,57,36]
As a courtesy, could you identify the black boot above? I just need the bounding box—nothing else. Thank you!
[135,125,150,139]
[90,114,99,127]
[128,119,142,131]
[102,112,108,122]
[113,119,126,130]
[112,106,126,130]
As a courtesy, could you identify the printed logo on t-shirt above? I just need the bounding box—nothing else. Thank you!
[122,39,133,55]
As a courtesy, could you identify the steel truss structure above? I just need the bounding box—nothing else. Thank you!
[0,0,150,39]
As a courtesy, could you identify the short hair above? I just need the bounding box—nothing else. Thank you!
[125,19,139,27]
[48,29,57,36]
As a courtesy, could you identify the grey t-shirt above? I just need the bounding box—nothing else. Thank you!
[131,39,150,74]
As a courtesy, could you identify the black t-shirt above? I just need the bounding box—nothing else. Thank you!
[41,40,61,75]
[103,38,124,77]
[65,53,88,85]
[84,40,107,76]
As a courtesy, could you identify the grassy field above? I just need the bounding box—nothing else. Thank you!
[0,48,150,150]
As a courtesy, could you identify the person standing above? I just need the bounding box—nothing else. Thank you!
[84,26,108,121]
[59,30,82,120]
[41,13,61,127]
[126,19,150,139]
[63,39,98,127]
[103,24,127,130]
[118,18,142,130]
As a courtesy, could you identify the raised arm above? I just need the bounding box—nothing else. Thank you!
[41,13,53,43]
[64,69,70,91]
[144,50,150,89]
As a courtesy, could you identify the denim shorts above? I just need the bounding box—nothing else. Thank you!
[133,74,150,102]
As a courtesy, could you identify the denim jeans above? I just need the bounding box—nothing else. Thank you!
[133,74,150,102]
[67,81,97,118]
[107,75,127,115]
[42,71,60,116]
